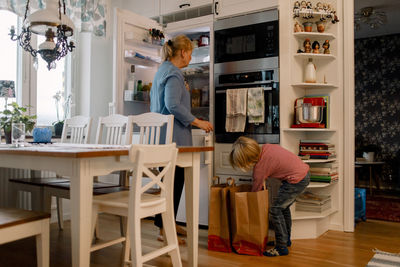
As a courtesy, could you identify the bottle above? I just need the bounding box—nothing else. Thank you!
[136,80,143,100]
[128,65,136,91]
[304,58,317,83]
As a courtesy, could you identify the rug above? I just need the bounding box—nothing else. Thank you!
[366,196,400,222]
[367,249,400,267]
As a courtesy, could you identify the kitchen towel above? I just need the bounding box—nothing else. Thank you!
[226,89,247,132]
[247,87,265,124]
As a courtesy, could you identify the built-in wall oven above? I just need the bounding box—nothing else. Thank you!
[214,9,279,145]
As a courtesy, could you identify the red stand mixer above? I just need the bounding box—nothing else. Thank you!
[291,97,326,128]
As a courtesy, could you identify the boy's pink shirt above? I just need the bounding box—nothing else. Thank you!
[252,144,309,191]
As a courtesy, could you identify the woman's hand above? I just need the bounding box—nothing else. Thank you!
[192,118,213,133]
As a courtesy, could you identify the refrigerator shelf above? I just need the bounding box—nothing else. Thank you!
[124,56,160,67]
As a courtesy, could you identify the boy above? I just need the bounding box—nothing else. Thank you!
[229,136,310,256]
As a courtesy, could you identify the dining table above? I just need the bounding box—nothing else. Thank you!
[0,143,213,267]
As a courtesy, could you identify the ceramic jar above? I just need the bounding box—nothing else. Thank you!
[305,58,317,83]
[303,22,313,32]
[316,21,325,33]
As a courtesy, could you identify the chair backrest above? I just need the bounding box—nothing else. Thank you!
[126,112,174,145]
[95,114,129,145]
[60,115,92,144]
[128,143,178,214]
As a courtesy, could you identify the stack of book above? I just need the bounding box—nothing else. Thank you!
[296,191,331,213]
[309,162,339,183]
[298,140,336,160]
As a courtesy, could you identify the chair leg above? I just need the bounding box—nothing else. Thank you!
[130,217,143,267]
[161,211,182,267]
[120,216,126,236]
[91,205,99,242]
[122,217,130,267]
[36,219,50,267]
[56,197,64,230]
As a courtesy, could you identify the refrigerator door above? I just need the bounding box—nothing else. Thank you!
[176,129,213,225]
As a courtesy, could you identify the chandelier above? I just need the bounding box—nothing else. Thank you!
[354,7,387,30]
[9,0,75,70]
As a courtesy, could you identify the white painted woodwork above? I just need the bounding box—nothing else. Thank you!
[90,144,182,267]
[161,0,211,15]
[214,0,278,19]
[95,114,130,145]
[61,116,92,144]
[127,112,174,145]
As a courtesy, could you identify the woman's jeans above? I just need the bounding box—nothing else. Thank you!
[270,172,310,247]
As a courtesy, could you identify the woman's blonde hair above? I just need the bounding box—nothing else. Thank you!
[229,136,261,171]
[161,35,193,62]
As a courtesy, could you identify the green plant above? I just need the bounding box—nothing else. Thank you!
[0,102,36,133]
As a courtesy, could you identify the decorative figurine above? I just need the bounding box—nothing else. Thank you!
[304,38,312,53]
[323,40,330,54]
[300,1,307,11]
[331,10,340,24]
[305,58,317,83]
[293,1,300,18]
[294,21,303,32]
[312,41,320,53]
[306,1,313,18]
[315,2,323,12]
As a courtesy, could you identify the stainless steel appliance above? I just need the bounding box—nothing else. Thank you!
[214,9,278,64]
[214,58,279,144]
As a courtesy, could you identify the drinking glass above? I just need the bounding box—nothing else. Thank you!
[12,122,25,147]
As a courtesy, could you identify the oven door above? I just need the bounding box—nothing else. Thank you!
[214,83,279,144]
[214,10,279,64]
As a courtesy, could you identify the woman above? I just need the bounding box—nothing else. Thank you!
[150,35,213,244]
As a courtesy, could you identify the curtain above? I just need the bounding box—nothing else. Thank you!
[0,0,108,37]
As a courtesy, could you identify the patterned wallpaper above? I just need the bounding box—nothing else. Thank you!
[355,33,400,184]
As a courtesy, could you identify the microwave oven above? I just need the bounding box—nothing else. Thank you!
[214,9,279,64]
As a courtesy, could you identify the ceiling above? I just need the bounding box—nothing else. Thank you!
[355,0,400,39]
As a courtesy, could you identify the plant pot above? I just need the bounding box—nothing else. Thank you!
[54,122,64,137]
[4,129,11,144]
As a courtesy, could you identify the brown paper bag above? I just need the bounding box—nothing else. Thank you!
[230,184,269,256]
[208,177,232,252]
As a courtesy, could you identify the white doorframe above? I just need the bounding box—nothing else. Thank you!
[343,0,355,232]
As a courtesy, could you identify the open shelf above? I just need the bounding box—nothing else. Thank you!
[283,128,337,132]
[307,180,338,188]
[292,83,338,89]
[292,208,338,220]
[303,159,337,163]
[294,53,336,60]
[293,32,336,40]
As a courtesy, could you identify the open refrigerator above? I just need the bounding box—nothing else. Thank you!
[112,8,214,225]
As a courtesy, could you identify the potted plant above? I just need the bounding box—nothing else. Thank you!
[52,91,71,137]
[0,102,36,144]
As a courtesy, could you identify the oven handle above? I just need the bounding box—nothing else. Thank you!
[215,87,272,94]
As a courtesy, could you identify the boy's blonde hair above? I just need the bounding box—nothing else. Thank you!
[229,136,261,171]
[161,35,193,62]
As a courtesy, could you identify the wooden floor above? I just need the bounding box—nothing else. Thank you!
[0,215,400,267]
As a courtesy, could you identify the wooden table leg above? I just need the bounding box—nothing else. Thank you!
[369,165,373,195]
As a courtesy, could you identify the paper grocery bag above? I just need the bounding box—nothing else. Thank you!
[230,185,269,256]
[208,177,232,252]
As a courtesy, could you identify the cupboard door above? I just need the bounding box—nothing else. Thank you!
[126,0,160,18]
[161,0,212,15]
[214,0,278,19]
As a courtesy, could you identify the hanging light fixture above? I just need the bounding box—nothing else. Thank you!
[9,0,75,70]
[354,7,387,30]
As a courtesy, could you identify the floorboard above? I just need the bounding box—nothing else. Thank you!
[0,215,399,267]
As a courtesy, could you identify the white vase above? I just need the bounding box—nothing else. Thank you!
[305,58,317,83]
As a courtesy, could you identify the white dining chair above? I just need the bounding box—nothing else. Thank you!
[43,114,130,229]
[126,112,174,145]
[90,143,181,267]
[0,208,50,267]
[8,115,93,228]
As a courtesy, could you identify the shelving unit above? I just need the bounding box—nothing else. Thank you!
[280,0,344,239]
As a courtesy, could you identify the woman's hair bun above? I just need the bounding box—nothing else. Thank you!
[167,40,173,46]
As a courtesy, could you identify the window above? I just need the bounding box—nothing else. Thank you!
[0,10,18,112]
[36,36,68,126]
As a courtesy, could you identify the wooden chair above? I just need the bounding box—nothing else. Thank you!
[43,114,130,229]
[126,112,174,145]
[8,115,93,227]
[0,208,50,267]
[90,143,181,267]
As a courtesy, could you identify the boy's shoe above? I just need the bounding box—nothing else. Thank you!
[266,239,292,247]
[263,246,289,257]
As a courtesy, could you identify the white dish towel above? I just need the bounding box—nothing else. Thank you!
[226,89,247,132]
[247,87,265,124]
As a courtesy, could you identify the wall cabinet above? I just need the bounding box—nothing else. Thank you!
[214,0,278,19]
[161,0,212,15]
[124,0,160,18]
